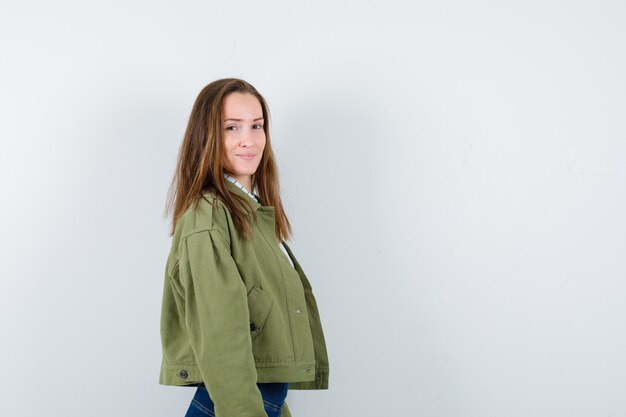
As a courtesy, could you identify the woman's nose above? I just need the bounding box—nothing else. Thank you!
[240,129,254,146]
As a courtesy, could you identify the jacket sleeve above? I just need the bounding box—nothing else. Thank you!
[180,228,267,417]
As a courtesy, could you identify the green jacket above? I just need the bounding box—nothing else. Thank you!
[159,179,330,417]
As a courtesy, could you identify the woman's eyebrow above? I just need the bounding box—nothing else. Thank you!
[223,117,264,122]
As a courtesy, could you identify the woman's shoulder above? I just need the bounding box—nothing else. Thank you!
[174,191,232,241]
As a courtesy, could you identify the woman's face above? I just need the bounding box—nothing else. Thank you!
[221,92,266,188]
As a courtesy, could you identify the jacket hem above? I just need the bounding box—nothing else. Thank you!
[159,360,318,386]
[288,366,329,390]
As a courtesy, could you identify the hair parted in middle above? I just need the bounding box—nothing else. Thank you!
[164,78,292,241]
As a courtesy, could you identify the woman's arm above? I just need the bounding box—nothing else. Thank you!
[180,228,267,417]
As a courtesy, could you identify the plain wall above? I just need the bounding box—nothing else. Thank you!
[1,1,625,416]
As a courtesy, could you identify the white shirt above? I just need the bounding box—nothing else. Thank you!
[223,174,295,268]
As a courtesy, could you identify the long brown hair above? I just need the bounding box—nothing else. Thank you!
[164,78,292,241]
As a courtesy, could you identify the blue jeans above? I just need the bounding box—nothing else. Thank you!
[184,382,289,417]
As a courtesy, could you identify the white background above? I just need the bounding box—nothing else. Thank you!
[1,1,625,416]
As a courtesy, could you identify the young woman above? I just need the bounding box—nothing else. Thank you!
[159,78,330,417]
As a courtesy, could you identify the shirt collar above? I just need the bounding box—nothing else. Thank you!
[223,173,258,201]
[223,173,263,212]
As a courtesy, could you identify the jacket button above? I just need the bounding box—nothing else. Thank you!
[178,370,188,379]
[250,322,258,332]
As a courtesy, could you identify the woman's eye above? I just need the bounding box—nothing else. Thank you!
[225,125,237,131]
[253,124,263,130]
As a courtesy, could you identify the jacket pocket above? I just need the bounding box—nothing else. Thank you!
[246,285,274,339]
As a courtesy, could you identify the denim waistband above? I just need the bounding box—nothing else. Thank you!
[198,381,289,406]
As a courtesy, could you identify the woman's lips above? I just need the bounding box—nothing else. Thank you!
[237,154,256,160]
